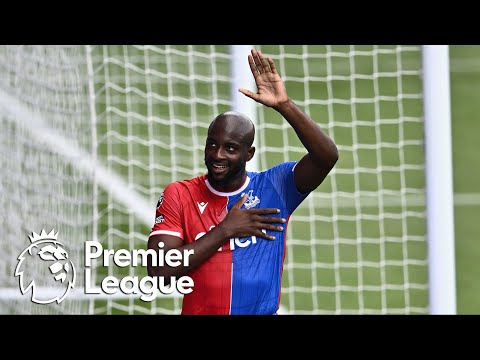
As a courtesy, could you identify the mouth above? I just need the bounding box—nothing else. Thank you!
[210,163,229,175]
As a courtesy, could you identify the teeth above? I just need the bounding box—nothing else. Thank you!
[213,164,227,169]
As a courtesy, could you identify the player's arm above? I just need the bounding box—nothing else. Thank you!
[147,194,286,282]
[274,99,338,193]
[239,48,339,193]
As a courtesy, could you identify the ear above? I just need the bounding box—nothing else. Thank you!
[246,146,255,162]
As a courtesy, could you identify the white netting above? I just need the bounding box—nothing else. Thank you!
[0,45,92,314]
[257,45,427,314]
[0,45,427,314]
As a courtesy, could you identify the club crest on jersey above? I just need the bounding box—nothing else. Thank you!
[242,190,260,209]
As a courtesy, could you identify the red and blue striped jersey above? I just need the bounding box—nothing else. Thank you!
[149,161,309,314]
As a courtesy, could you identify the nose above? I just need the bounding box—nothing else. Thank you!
[211,146,227,160]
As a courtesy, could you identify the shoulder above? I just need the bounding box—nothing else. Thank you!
[248,162,298,187]
[178,174,207,188]
[261,161,299,175]
[165,174,207,193]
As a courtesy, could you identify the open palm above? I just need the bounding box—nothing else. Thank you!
[239,49,289,108]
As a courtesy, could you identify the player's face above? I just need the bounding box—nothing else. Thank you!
[204,126,252,191]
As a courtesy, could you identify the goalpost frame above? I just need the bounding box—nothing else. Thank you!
[230,45,259,173]
[422,45,456,315]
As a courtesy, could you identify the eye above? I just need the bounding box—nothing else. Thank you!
[225,143,238,152]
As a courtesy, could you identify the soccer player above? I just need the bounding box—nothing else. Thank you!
[147,48,338,314]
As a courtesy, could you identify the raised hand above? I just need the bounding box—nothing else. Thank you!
[238,48,289,108]
[219,193,285,241]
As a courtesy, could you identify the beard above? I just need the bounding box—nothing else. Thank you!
[204,159,245,189]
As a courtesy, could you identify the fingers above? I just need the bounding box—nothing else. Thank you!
[232,193,248,209]
[238,87,257,102]
[267,57,277,74]
[254,230,277,241]
[247,54,259,78]
[251,49,263,74]
[254,215,286,224]
[264,223,284,230]
[251,49,272,75]
[253,217,285,236]
[258,50,270,72]
[243,49,277,102]
[248,207,281,215]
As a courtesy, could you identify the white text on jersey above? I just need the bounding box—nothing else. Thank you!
[194,226,267,251]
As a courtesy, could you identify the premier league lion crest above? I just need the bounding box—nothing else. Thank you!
[14,229,76,304]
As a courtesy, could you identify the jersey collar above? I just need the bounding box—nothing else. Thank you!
[204,176,250,197]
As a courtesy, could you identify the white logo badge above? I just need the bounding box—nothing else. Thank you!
[242,190,260,209]
[197,202,208,214]
[14,229,76,304]
[156,192,164,208]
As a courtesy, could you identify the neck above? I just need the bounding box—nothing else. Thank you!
[207,172,248,193]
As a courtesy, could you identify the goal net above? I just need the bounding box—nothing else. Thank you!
[0,45,427,314]
[0,46,93,314]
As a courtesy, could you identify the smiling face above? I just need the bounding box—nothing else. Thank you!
[204,112,255,192]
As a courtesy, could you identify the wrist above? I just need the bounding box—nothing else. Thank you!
[212,223,232,243]
[273,98,293,113]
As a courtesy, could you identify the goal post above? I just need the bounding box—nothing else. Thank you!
[230,45,258,173]
[0,45,455,314]
[422,45,456,315]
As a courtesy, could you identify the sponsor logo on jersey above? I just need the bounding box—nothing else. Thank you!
[194,226,267,251]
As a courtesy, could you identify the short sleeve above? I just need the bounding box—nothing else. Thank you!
[149,182,184,240]
[265,161,310,214]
